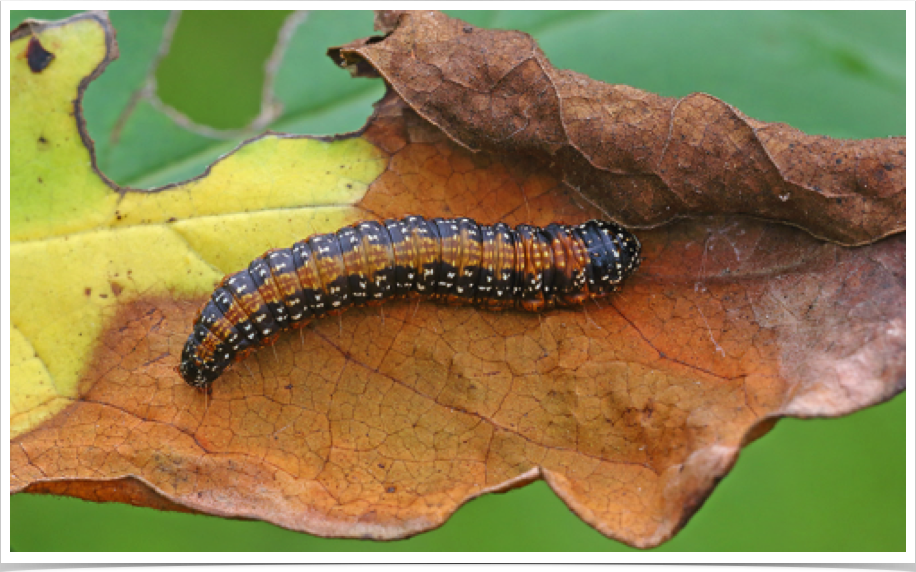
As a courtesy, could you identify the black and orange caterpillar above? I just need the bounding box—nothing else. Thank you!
[178,216,641,389]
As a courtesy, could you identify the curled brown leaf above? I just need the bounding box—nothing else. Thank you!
[331,10,905,246]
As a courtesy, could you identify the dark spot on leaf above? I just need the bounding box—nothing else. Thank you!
[99,294,108,299]
[835,158,842,165]
[37,177,43,184]
[463,26,474,33]
[378,463,385,468]
[386,486,396,493]
[26,36,55,73]
[84,287,92,297]
[883,163,894,171]
[166,217,177,223]
[109,281,123,297]
[38,136,48,144]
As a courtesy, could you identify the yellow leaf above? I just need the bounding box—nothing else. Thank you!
[10,13,387,437]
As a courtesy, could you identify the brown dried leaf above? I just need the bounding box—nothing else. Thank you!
[11,11,905,549]
[332,10,905,246]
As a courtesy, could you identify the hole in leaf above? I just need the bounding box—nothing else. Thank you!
[155,10,293,130]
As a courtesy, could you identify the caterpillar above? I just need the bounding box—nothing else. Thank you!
[178,216,641,390]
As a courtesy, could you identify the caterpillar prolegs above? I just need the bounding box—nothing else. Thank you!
[178,216,641,389]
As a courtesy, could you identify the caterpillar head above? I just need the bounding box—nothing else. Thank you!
[178,339,218,390]
[597,220,641,277]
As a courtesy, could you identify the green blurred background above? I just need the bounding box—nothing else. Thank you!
[9,10,907,551]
